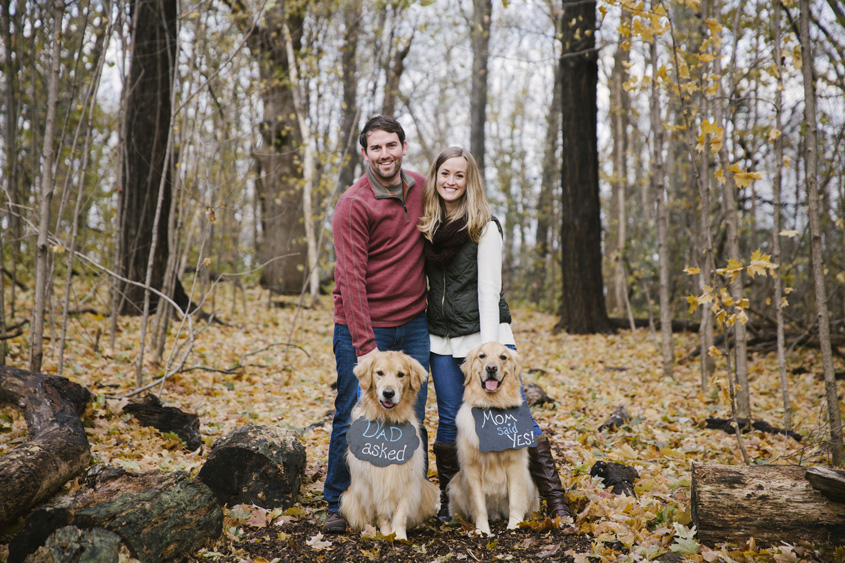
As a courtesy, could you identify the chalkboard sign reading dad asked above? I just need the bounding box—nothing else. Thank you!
[348,417,420,467]
[472,403,537,453]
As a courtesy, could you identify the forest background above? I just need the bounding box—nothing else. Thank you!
[1,0,845,559]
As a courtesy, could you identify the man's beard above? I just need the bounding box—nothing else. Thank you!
[371,158,401,183]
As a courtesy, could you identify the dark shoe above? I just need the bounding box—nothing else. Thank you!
[433,441,460,522]
[322,511,348,533]
[528,435,573,519]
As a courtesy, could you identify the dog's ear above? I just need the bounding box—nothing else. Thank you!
[460,351,475,387]
[406,356,428,392]
[508,347,522,377]
[353,354,375,390]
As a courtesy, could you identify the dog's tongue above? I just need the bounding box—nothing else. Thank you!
[485,379,499,391]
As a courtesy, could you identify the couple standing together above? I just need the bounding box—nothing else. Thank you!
[323,115,571,533]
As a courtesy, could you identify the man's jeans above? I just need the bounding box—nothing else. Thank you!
[323,314,430,513]
[430,344,543,445]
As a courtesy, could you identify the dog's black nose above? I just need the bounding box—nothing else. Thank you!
[485,364,498,374]
[383,388,395,400]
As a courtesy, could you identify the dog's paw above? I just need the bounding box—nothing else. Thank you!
[506,517,522,530]
[470,525,493,537]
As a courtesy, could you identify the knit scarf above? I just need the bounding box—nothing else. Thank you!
[424,215,470,269]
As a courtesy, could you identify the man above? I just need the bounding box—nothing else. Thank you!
[323,115,429,533]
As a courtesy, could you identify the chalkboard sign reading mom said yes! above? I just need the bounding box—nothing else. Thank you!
[348,417,420,467]
[472,403,537,453]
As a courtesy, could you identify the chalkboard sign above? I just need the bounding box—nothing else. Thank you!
[348,417,420,467]
[471,403,537,453]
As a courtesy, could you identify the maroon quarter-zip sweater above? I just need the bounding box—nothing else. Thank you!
[332,169,427,356]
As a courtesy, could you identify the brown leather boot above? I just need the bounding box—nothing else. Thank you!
[528,435,573,519]
[433,441,460,522]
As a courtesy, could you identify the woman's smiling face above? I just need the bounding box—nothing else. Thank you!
[436,156,467,214]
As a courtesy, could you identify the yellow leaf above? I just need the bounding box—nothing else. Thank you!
[747,249,777,278]
[715,168,726,184]
[708,346,722,358]
[684,266,701,275]
[701,120,721,135]
[728,162,763,188]
[705,18,722,36]
[687,295,699,314]
[717,259,743,284]
[779,229,799,238]
[768,127,781,142]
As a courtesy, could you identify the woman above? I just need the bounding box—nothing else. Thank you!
[419,146,572,522]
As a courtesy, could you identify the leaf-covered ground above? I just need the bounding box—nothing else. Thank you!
[1,286,843,562]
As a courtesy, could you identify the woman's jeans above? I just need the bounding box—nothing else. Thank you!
[323,314,430,513]
[430,345,543,445]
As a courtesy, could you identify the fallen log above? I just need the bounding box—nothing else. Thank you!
[598,405,631,432]
[691,463,845,549]
[590,461,638,496]
[805,466,845,503]
[0,366,91,526]
[523,381,554,406]
[123,393,202,451]
[24,525,129,562]
[198,425,306,509]
[9,466,223,563]
[704,417,802,442]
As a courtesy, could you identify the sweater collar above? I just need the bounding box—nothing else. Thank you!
[366,167,416,199]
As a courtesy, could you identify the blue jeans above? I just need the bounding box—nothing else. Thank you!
[324,314,430,512]
[430,345,543,445]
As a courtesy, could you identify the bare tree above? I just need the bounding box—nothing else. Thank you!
[649,20,673,379]
[468,0,492,180]
[713,0,750,418]
[225,0,307,295]
[607,7,631,317]
[799,0,844,465]
[772,1,793,432]
[29,0,64,373]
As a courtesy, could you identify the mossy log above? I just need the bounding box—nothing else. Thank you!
[0,366,91,526]
[198,425,306,509]
[9,467,223,563]
[691,463,845,549]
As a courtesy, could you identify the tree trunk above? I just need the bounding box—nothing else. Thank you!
[118,0,177,315]
[9,467,223,563]
[772,2,793,431]
[799,0,844,465]
[690,463,845,548]
[555,0,614,335]
[712,0,751,419]
[337,0,362,193]
[226,4,308,295]
[198,425,306,510]
[0,366,91,526]
[649,24,673,379]
[469,0,492,181]
[29,0,64,373]
[284,23,319,302]
[607,8,631,316]
[1,0,21,321]
[531,60,561,307]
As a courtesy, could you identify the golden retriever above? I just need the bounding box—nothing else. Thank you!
[340,351,438,539]
[447,342,539,535]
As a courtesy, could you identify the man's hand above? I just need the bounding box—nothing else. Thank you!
[356,348,379,363]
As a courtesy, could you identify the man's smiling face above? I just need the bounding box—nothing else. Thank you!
[361,129,407,186]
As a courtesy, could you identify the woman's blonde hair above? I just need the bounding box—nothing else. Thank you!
[418,147,491,242]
